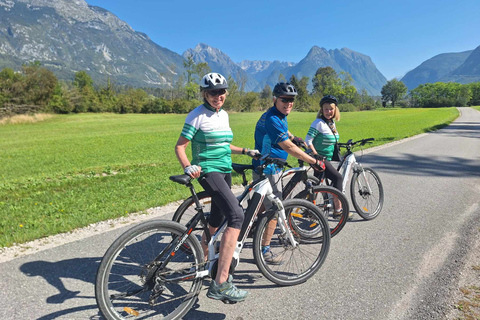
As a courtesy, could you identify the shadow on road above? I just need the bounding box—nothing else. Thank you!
[19,253,272,319]
[363,153,480,178]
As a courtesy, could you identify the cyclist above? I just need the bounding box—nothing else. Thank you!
[253,82,325,264]
[175,72,258,303]
[305,95,352,219]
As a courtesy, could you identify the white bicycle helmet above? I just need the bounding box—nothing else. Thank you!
[200,72,228,90]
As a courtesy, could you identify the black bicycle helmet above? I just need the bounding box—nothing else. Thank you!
[200,72,228,90]
[273,82,297,97]
[320,95,338,106]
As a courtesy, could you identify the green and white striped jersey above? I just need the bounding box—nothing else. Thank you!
[305,118,339,161]
[181,104,233,174]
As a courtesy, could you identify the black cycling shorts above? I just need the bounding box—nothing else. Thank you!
[198,172,244,229]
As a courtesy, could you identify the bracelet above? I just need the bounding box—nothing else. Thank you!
[242,148,246,154]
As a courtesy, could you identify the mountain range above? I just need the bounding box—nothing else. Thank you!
[0,0,388,95]
[1,0,479,96]
[401,46,480,90]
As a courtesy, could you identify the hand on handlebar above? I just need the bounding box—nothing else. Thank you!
[245,148,261,159]
[292,136,305,148]
[310,159,326,172]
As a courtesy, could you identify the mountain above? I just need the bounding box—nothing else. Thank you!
[238,60,295,85]
[401,50,473,90]
[0,1,388,95]
[0,0,186,87]
[183,43,258,92]
[245,46,387,96]
[441,45,480,83]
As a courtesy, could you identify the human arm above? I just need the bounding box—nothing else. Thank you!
[278,139,317,165]
[230,144,260,158]
[175,136,201,178]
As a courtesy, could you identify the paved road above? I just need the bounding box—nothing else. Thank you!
[1,107,479,320]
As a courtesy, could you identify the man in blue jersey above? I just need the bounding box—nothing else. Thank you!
[253,82,325,264]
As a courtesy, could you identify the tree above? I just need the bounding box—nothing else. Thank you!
[74,71,94,90]
[18,63,58,107]
[312,67,341,97]
[289,75,310,111]
[260,84,272,100]
[381,79,407,107]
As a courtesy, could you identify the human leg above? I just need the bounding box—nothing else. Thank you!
[199,173,248,302]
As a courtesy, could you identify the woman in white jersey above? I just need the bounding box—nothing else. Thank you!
[305,95,352,219]
[175,73,258,303]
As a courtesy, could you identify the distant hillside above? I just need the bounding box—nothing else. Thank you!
[255,46,387,96]
[183,43,258,92]
[203,46,387,95]
[441,45,480,83]
[0,0,186,87]
[401,50,473,90]
[238,60,295,88]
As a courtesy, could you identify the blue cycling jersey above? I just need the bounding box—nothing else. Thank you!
[253,106,290,174]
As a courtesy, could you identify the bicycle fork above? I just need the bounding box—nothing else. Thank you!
[353,163,373,196]
[266,194,299,248]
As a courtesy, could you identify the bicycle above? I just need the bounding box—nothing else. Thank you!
[316,138,384,220]
[173,158,350,239]
[95,155,331,320]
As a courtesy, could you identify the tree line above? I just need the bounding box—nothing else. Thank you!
[2,59,478,119]
[0,58,383,118]
[381,78,480,108]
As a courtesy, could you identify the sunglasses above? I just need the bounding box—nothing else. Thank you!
[207,89,227,96]
[279,97,295,103]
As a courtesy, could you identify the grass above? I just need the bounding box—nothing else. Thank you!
[0,113,54,125]
[471,106,480,112]
[454,285,480,319]
[0,108,458,247]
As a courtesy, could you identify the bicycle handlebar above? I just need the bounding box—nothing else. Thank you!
[169,154,291,187]
[338,138,375,149]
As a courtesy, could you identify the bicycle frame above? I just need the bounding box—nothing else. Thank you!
[335,142,375,195]
[280,162,314,199]
[175,164,300,281]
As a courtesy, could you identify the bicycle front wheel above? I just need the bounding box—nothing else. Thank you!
[295,185,350,238]
[252,199,330,286]
[95,220,204,320]
[350,167,384,220]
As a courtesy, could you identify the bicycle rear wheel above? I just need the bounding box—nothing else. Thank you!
[172,191,211,244]
[95,220,204,320]
[252,199,330,286]
[350,167,384,220]
[295,185,350,238]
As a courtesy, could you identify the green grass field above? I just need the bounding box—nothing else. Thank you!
[0,107,459,247]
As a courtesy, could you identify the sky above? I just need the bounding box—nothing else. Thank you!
[85,0,480,80]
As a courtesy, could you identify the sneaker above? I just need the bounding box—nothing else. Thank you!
[206,275,248,303]
[263,247,283,265]
[332,210,354,220]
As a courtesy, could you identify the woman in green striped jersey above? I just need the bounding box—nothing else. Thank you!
[175,73,258,303]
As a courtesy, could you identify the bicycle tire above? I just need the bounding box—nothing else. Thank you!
[295,185,350,238]
[252,198,330,286]
[172,191,211,244]
[350,166,384,220]
[95,220,204,320]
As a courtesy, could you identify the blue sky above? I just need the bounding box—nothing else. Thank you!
[86,0,480,80]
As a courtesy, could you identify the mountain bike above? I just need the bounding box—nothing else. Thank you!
[316,138,384,220]
[173,159,350,239]
[95,155,330,320]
